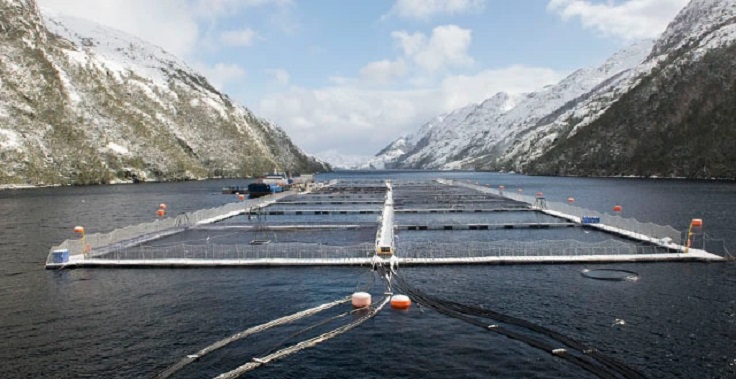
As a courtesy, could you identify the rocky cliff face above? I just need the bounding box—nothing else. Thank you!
[374,0,736,179]
[0,0,327,185]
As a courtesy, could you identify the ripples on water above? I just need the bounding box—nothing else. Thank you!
[0,172,734,378]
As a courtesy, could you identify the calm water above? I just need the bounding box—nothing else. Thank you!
[1,171,735,378]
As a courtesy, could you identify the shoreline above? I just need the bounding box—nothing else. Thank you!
[4,170,735,191]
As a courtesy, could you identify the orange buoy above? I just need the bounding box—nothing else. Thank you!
[352,292,372,308]
[159,203,167,209]
[238,194,245,201]
[691,219,703,227]
[390,294,411,310]
[73,226,85,234]
[157,209,165,217]
[613,205,622,212]
[568,197,575,203]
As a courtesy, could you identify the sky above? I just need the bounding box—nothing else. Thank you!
[37,0,690,157]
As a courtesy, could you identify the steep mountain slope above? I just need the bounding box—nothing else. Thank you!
[0,0,326,185]
[374,40,654,169]
[527,0,736,178]
[365,102,479,169]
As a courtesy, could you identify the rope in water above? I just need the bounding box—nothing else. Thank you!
[153,297,350,379]
[213,296,391,379]
[390,270,646,379]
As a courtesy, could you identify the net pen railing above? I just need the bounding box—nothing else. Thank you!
[444,180,682,244]
[47,192,294,264]
[94,242,376,261]
[398,239,671,259]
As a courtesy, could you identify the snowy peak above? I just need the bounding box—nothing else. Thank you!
[652,0,736,57]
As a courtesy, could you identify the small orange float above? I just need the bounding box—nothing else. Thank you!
[390,294,411,310]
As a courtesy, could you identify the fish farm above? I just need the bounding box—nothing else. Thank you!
[45,178,724,269]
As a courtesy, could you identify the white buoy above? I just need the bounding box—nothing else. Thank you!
[352,292,372,308]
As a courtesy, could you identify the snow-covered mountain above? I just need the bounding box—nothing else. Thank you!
[374,39,655,170]
[530,0,736,178]
[375,0,736,178]
[313,149,374,170]
[0,0,326,185]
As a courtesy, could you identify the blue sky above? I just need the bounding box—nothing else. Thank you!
[38,0,690,156]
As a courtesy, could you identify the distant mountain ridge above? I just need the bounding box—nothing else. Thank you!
[373,0,736,179]
[0,0,327,185]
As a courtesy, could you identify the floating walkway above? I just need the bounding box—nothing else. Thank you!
[249,208,533,215]
[397,222,576,231]
[46,179,725,269]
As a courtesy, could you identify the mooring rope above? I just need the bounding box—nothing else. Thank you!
[153,297,350,379]
[213,296,391,379]
[390,271,646,379]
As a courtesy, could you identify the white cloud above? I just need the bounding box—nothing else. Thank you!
[220,28,258,47]
[266,69,290,86]
[359,59,407,85]
[392,25,474,72]
[257,66,565,155]
[190,0,292,17]
[385,0,486,21]
[548,0,689,40]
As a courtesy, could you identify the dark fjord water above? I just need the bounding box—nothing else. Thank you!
[1,171,734,378]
